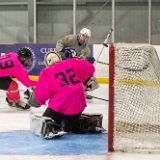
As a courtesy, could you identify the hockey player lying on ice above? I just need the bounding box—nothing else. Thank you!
[25,49,105,139]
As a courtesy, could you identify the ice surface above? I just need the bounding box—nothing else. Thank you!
[0,82,160,160]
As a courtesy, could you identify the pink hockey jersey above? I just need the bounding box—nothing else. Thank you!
[34,58,95,115]
[0,52,37,87]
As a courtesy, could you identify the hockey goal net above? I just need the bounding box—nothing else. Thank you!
[108,43,160,153]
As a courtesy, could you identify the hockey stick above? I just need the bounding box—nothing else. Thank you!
[94,29,113,65]
[97,61,109,65]
[92,96,108,101]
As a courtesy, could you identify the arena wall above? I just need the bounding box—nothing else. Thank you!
[0,44,160,84]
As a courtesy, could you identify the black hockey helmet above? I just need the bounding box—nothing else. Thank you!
[18,47,32,59]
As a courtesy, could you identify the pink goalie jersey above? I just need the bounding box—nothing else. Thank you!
[34,58,95,115]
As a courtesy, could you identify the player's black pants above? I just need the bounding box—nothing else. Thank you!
[0,76,12,90]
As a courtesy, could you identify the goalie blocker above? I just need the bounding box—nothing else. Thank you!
[30,112,106,139]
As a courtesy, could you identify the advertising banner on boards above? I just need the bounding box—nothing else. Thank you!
[1,43,93,76]
[14,44,56,75]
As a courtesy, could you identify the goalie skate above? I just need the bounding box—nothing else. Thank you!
[44,131,66,139]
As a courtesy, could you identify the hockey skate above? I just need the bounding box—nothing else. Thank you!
[41,119,66,139]
[6,98,15,107]
[44,130,66,140]
[15,101,31,111]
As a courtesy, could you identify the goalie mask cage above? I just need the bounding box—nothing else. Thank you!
[108,43,160,153]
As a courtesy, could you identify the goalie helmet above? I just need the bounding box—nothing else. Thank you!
[44,51,62,67]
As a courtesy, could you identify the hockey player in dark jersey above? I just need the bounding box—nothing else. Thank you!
[56,28,91,60]
[56,28,99,100]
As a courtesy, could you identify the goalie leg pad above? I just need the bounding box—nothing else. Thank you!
[70,113,105,134]
[30,113,66,139]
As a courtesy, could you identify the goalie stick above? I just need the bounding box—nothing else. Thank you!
[94,29,113,65]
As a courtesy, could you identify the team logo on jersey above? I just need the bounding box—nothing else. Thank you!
[24,46,36,72]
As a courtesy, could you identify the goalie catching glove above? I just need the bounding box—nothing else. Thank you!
[83,77,94,91]
[24,87,41,108]
[83,76,100,91]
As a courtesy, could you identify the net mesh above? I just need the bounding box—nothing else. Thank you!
[113,43,160,152]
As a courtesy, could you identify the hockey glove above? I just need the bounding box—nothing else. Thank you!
[86,56,95,64]
[27,88,41,108]
[61,47,77,59]
[24,86,36,100]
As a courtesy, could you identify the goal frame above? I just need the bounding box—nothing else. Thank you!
[108,44,115,152]
[107,43,160,153]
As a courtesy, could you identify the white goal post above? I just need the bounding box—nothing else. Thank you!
[108,43,160,153]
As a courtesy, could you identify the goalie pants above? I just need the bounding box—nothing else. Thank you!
[42,108,81,131]
[43,108,103,134]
